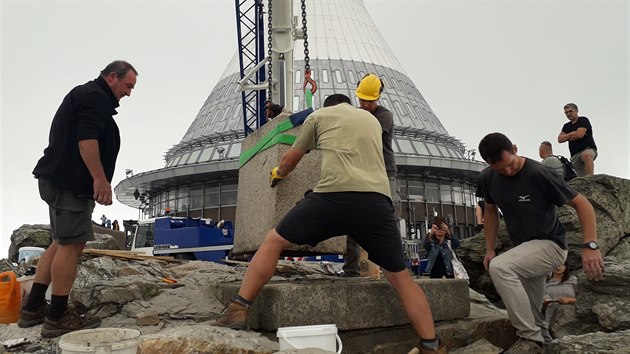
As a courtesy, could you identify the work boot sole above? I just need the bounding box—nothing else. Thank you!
[226,323,247,330]
[17,304,50,328]
[17,317,46,328]
[213,320,247,331]
[40,317,102,338]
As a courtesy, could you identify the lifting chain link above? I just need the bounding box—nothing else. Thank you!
[300,0,316,101]
[267,0,273,101]
[300,0,310,72]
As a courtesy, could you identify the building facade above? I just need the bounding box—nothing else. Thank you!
[115,0,486,241]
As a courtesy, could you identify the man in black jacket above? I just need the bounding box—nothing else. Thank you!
[19,61,138,338]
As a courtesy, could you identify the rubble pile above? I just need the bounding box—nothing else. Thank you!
[1,174,629,353]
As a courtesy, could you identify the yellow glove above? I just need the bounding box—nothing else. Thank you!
[270,166,286,187]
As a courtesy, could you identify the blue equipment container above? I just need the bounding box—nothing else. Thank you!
[153,217,234,262]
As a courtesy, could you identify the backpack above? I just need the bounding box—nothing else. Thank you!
[555,155,578,182]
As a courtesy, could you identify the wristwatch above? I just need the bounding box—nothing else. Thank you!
[582,241,599,250]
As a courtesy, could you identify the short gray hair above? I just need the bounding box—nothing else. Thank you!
[564,103,578,111]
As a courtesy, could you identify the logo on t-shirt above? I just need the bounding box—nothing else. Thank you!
[518,195,531,202]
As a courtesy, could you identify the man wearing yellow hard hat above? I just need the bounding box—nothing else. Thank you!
[343,73,401,278]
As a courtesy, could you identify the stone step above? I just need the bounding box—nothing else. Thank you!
[217,278,470,331]
[263,288,515,353]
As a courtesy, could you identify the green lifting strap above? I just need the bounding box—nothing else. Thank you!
[305,90,313,109]
[239,134,296,167]
[239,118,297,167]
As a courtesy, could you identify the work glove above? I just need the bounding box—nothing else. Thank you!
[270,166,286,187]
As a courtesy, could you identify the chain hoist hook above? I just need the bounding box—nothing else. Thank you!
[300,0,315,96]
[303,70,317,94]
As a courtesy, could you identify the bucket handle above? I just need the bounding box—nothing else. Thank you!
[279,334,343,354]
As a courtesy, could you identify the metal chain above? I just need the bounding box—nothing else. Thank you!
[300,0,310,72]
[267,0,273,102]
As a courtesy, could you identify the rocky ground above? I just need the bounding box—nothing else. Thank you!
[2,174,630,353]
[1,256,499,354]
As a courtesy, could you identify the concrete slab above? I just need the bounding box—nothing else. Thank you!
[234,116,345,254]
[218,278,470,331]
[265,288,513,354]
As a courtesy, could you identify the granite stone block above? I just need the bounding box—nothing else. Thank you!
[217,278,470,331]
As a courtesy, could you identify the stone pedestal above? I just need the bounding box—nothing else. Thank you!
[217,278,470,331]
[234,117,345,254]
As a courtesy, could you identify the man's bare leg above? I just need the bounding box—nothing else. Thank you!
[50,242,86,295]
[238,228,292,301]
[383,269,437,339]
[581,150,595,176]
[33,241,59,286]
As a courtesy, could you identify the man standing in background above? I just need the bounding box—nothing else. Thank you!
[343,73,401,277]
[558,103,597,176]
[19,61,138,338]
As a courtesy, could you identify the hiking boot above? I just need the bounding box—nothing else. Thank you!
[40,309,101,338]
[408,341,446,354]
[18,303,49,328]
[213,300,249,330]
[503,337,544,354]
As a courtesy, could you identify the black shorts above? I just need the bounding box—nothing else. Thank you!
[276,192,406,272]
[38,178,95,245]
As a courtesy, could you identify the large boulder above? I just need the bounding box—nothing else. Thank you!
[8,224,52,261]
[562,175,630,270]
[8,224,123,262]
[519,256,630,341]
[607,235,630,259]
[92,224,126,249]
[546,329,630,353]
[72,257,166,317]
[85,233,122,250]
[545,259,625,340]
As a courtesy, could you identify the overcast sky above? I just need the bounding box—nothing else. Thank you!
[1,0,628,257]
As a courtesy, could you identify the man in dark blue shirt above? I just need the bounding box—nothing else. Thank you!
[476,132,603,353]
[558,103,597,176]
[19,61,137,338]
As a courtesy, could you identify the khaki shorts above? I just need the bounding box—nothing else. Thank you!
[570,148,598,177]
[38,178,95,245]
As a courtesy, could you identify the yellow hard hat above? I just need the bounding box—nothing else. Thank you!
[356,73,383,101]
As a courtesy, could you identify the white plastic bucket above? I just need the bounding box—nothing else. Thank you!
[17,275,52,302]
[277,324,342,354]
[58,328,141,354]
[17,276,34,307]
[18,247,45,262]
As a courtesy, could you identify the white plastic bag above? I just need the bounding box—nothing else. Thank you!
[447,240,469,281]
